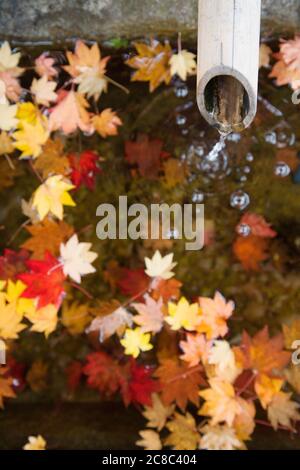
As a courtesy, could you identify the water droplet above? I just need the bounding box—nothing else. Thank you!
[181,128,189,136]
[237,223,251,237]
[166,228,180,239]
[246,153,254,162]
[265,131,277,145]
[243,166,251,174]
[174,84,189,98]
[274,162,291,177]
[192,191,204,203]
[176,114,187,126]
[230,190,250,210]
[277,129,295,148]
[199,137,230,180]
[240,175,248,183]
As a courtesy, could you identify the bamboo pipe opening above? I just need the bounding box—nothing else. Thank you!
[197,66,255,135]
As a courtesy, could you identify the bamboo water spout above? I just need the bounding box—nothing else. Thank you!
[197,0,261,134]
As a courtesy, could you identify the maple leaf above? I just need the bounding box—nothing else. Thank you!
[0,298,26,339]
[180,333,210,367]
[259,44,272,68]
[83,351,121,396]
[145,250,177,280]
[285,366,300,394]
[64,40,109,99]
[120,359,159,407]
[280,36,300,71]
[33,137,71,179]
[92,108,122,138]
[236,213,277,238]
[233,326,290,377]
[267,391,300,431]
[13,118,49,159]
[23,435,46,451]
[166,297,200,332]
[154,358,205,411]
[169,50,197,81]
[59,234,98,283]
[0,103,18,131]
[151,278,182,302]
[26,304,58,337]
[62,301,92,335]
[0,70,22,103]
[0,131,14,155]
[31,76,57,106]
[126,40,172,92]
[87,303,133,341]
[32,175,75,220]
[269,57,300,90]
[208,340,241,383]
[136,430,162,451]
[0,248,29,281]
[163,158,188,189]
[233,235,269,271]
[125,134,170,179]
[282,319,300,349]
[199,424,245,451]
[233,396,256,441]
[66,360,83,392]
[120,327,153,358]
[22,219,74,260]
[18,252,66,309]
[48,90,92,135]
[132,294,164,334]
[5,279,36,316]
[0,368,16,409]
[68,150,101,190]
[26,360,48,392]
[142,393,175,431]
[254,374,284,409]
[0,42,21,71]
[16,102,40,125]
[165,412,199,450]
[276,148,299,172]
[35,52,58,79]
[198,291,234,340]
[116,267,149,298]
[199,378,248,427]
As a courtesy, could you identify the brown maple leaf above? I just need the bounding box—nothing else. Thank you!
[0,368,16,408]
[126,40,172,92]
[0,131,14,155]
[154,358,205,411]
[125,134,169,179]
[33,137,71,179]
[21,219,74,259]
[233,235,269,271]
[233,326,290,377]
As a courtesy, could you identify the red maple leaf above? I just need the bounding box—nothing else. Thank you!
[116,267,149,299]
[125,134,170,179]
[120,359,160,407]
[0,248,30,281]
[18,252,66,308]
[83,351,121,396]
[68,150,102,190]
[6,357,26,392]
[236,213,277,239]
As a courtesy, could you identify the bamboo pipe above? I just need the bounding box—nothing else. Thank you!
[197,0,261,133]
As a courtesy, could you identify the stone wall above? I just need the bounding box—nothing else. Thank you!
[1,0,299,43]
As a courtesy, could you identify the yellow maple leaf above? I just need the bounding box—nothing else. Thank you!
[120,327,153,358]
[16,102,40,125]
[5,279,36,316]
[13,118,49,159]
[142,393,175,431]
[32,175,75,220]
[0,298,26,339]
[26,304,58,337]
[282,319,300,349]
[267,391,300,431]
[166,297,200,331]
[136,430,162,451]
[23,435,46,451]
[254,374,284,409]
[62,301,92,335]
[165,412,199,450]
[169,50,197,81]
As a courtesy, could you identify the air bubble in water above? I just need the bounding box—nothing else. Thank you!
[246,153,254,162]
[192,191,204,203]
[230,190,250,210]
[176,114,187,126]
[237,223,251,237]
[274,162,291,177]
[243,166,251,174]
[174,84,189,98]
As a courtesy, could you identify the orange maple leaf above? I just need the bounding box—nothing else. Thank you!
[126,40,172,92]
[0,368,16,408]
[154,358,205,411]
[92,108,122,138]
[233,326,290,377]
[233,235,269,271]
[49,90,92,135]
